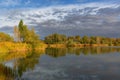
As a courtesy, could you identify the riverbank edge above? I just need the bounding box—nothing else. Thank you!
[0,42,47,53]
[0,42,120,53]
[47,43,118,48]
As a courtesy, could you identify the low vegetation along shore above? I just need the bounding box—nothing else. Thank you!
[0,42,47,53]
[0,20,120,53]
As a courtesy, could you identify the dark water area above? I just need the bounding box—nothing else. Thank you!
[1,47,120,80]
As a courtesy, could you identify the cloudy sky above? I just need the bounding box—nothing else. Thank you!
[0,0,120,38]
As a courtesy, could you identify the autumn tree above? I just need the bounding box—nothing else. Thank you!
[14,20,40,44]
[24,28,39,43]
[0,32,13,42]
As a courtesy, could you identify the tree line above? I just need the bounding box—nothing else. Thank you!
[0,20,120,46]
[44,33,120,46]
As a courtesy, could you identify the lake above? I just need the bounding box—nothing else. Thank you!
[1,47,120,80]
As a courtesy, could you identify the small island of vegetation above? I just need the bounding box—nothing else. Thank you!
[0,20,120,53]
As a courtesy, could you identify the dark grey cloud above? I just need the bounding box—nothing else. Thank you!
[34,6,120,38]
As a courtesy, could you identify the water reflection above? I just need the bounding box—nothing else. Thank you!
[0,64,14,80]
[1,47,120,80]
[46,47,120,58]
[46,48,67,58]
[14,52,41,78]
[0,50,44,80]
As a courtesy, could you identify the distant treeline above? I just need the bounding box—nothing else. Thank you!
[44,33,120,46]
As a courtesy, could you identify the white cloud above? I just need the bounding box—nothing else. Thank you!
[0,2,120,37]
[0,2,119,28]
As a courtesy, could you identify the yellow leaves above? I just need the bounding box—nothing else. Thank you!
[0,42,47,53]
[0,42,29,53]
[5,52,28,61]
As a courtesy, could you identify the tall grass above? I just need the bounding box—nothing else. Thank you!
[0,42,29,53]
[0,42,47,53]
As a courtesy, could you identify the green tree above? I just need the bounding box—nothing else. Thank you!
[90,36,96,44]
[81,36,89,44]
[15,20,40,44]
[74,35,81,43]
[18,20,24,42]
[44,33,67,44]
[67,36,74,41]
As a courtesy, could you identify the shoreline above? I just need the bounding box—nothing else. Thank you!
[0,42,120,53]
[47,43,117,48]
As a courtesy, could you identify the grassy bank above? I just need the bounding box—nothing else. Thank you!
[0,42,46,62]
[0,42,119,53]
[0,42,47,53]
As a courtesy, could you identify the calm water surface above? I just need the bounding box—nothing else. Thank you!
[1,47,120,80]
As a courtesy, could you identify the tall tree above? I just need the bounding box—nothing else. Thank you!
[14,20,40,44]
[18,20,24,34]
[18,20,27,42]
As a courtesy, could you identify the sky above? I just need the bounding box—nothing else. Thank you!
[0,0,119,9]
[0,0,120,38]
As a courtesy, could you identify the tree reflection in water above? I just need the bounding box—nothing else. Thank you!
[46,47,120,58]
[0,50,44,80]
[1,47,120,80]
[14,51,44,79]
[0,64,14,80]
[45,48,67,58]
